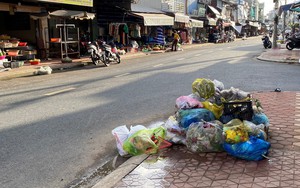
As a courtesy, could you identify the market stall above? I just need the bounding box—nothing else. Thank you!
[0,34,37,68]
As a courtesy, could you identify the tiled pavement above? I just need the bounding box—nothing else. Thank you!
[111,91,300,188]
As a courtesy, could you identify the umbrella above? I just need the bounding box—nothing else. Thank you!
[49,10,95,20]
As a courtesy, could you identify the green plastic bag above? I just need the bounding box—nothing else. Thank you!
[192,78,215,99]
[123,126,167,156]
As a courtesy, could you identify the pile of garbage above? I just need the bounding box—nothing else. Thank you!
[112,78,270,161]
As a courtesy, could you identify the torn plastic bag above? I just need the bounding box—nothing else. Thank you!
[223,136,271,161]
[192,78,215,99]
[112,125,130,156]
[164,116,186,144]
[175,95,203,109]
[186,121,224,153]
[177,108,215,129]
[223,119,249,144]
[123,126,171,156]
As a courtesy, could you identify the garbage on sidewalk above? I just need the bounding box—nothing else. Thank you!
[112,78,271,161]
[35,66,52,75]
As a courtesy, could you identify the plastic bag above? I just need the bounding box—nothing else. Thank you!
[112,125,130,156]
[164,116,186,144]
[36,66,52,75]
[252,113,269,126]
[128,125,147,137]
[177,108,215,129]
[223,119,249,144]
[123,126,170,156]
[186,121,224,153]
[223,136,271,161]
[202,101,224,119]
[220,87,250,102]
[243,120,267,140]
[213,79,224,92]
[175,96,203,109]
[192,78,215,99]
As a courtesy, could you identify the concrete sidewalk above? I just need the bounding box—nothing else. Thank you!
[257,48,300,64]
[3,37,299,81]
[0,51,149,81]
[93,91,300,188]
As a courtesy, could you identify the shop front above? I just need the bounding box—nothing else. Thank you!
[189,19,205,43]
[47,10,95,59]
[169,13,191,44]
[127,12,174,51]
[0,2,44,67]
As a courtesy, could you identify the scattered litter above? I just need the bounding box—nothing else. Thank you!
[36,66,52,75]
[274,88,281,92]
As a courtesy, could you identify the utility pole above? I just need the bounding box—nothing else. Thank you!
[273,0,279,49]
[283,0,287,40]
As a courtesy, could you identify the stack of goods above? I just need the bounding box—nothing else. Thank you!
[112,78,270,161]
[153,27,165,45]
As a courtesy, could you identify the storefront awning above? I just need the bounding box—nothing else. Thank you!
[248,21,259,27]
[130,12,174,26]
[278,3,294,16]
[207,17,217,26]
[207,5,222,18]
[232,25,242,33]
[174,13,190,23]
[49,10,95,20]
[190,19,203,28]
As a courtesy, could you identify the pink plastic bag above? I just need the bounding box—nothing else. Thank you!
[175,96,203,109]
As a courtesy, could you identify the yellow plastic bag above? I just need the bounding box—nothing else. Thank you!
[202,101,223,119]
[192,78,215,99]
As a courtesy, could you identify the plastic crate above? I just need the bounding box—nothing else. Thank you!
[223,101,253,121]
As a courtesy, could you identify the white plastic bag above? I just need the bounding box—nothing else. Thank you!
[112,125,130,156]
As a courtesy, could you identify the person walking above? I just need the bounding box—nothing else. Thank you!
[172,30,180,51]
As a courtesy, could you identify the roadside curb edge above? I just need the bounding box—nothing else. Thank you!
[91,154,149,188]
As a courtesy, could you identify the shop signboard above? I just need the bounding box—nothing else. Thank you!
[37,0,93,7]
[162,0,185,13]
[197,0,211,5]
[222,0,238,5]
[197,4,206,17]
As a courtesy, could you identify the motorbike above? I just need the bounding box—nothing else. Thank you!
[262,35,272,49]
[286,37,300,50]
[87,41,109,66]
[101,42,121,64]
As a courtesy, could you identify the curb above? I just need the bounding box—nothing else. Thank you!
[256,55,299,64]
[91,154,149,188]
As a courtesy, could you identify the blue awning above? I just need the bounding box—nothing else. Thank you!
[279,3,294,16]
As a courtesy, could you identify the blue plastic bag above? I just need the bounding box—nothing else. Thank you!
[178,109,215,129]
[223,136,271,161]
[252,113,269,126]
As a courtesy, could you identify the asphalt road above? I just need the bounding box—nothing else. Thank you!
[0,37,300,188]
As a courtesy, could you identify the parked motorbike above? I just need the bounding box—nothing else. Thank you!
[286,37,300,50]
[262,35,272,49]
[87,41,109,66]
[101,42,121,64]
